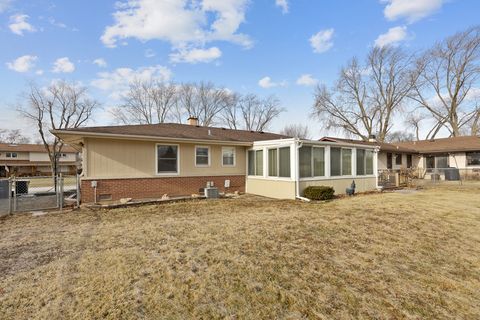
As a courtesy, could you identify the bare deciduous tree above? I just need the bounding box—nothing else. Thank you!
[111,79,177,124]
[19,81,98,181]
[0,129,31,144]
[385,131,416,143]
[175,82,234,126]
[222,94,284,131]
[410,26,480,137]
[280,123,310,139]
[404,112,426,141]
[312,46,415,142]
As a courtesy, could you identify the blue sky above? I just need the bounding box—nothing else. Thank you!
[1,0,479,139]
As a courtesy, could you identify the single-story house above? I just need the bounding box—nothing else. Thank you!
[321,135,480,183]
[0,143,79,177]
[52,118,379,203]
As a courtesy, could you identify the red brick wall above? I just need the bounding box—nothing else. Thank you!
[80,175,245,203]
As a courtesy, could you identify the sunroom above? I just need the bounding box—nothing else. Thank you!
[245,138,378,199]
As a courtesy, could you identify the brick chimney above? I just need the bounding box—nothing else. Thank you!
[187,116,199,126]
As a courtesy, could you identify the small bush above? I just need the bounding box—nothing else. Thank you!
[303,186,335,200]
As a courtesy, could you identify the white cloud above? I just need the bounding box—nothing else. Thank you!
[310,28,334,53]
[91,65,172,99]
[35,69,44,75]
[48,17,67,28]
[382,0,444,23]
[170,47,222,64]
[9,14,36,35]
[275,0,288,14]
[93,58,107,68]
[296,74,318,86]
[101,0,252,55]
[52,57,75,73]
[374,26,408,47]
[6,55,37,72]
[145,49,156,58]
[258,76,286,89]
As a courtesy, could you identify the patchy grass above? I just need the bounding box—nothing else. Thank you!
[1,186,480,319]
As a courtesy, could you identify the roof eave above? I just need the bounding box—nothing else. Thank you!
[51,129,255,146]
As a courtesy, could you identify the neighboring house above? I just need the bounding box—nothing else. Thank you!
[321,136,480,182]
[0,143,79,177]
[321,137,419,170]
[396,136,480,172]
[52,118,379,203]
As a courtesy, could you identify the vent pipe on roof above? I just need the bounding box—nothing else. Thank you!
[187,116,199,126]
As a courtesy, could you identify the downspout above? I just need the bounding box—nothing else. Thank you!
[374,146,382,191]
[295,139,311,202]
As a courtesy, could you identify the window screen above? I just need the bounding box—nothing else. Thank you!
[356,149,365,175]
[342,149,352,175]
[279,147,290,178]
[255,150,263,176]
[330,147,341,176]
[299,146,312,178]
[248,150,255,175]
[313,147,325,176]
[157,145,178,173]
[195,147,209,166]
[268,149,277,176]
[467,152,480,166]
[366,150,374,175]
[222,147,235,166]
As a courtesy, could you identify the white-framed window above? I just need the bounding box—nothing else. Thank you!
[268,146,291,178]
[222,147,236,167]
[299,146,325,178]
[467,152,480,166]
[195,146,210,166]
[331,147,352,176]
[356,149,374,175]
[156,144,179,174]
[6,152,17,158]
[248,149,263,176]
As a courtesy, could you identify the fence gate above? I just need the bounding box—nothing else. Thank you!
[0,175,79,216]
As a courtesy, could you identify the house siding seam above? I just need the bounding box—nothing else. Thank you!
[80,175,246,203]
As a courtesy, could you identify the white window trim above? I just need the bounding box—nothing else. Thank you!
[221,146,236,167]
[267,147,278,177]
[267,146,292,178]
[155,143,180,176]
[300,146,326,179]
[195,145,211,167]
[247,148,264,177]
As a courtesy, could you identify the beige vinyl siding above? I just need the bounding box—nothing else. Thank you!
[299,177,377,195]
[246,178,296,199]
[85,138,246,179]
[0,151,29,160]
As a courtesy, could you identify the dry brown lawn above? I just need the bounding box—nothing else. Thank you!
[1,185,480,319]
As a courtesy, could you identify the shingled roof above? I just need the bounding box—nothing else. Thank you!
[319,137,417,153]
[0,143,77,153]
[54,123,291,143]
[320,136,480,154]
[396,135,480,153]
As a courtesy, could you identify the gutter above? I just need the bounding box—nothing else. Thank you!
[295,139,310,202]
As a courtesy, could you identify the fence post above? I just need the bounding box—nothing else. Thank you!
[76,174,80,208]
[59,174,64,212]
[8,178,12,215]
[12,178,17,212]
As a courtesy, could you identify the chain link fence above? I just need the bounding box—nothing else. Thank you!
[378,168,480,189]
[0,175,79,217]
